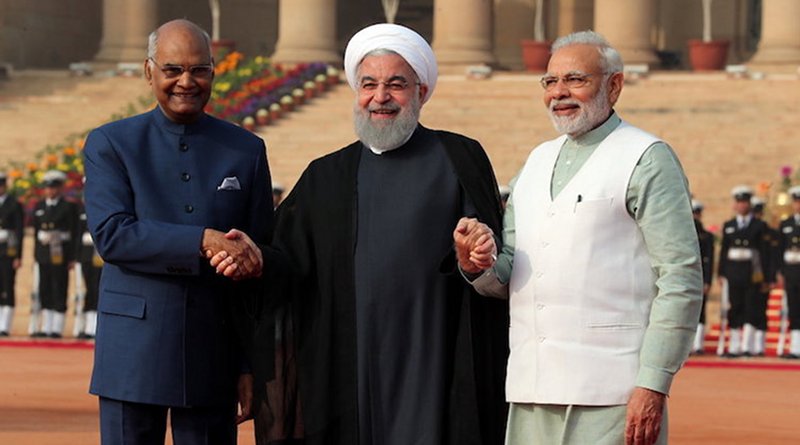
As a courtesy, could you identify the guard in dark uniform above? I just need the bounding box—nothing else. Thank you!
[0,172,24,336]
[31,170,79,338]
[751,196,780,356]
[76,201,102,339]
[691,199,715,354]
[718,185,771,357]
[778,186,800,358]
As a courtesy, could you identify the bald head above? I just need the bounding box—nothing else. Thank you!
[148,19,211,61]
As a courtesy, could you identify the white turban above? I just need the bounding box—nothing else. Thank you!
[344,23,438,104]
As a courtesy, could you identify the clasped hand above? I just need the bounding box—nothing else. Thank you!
[202,228,262,280]
[453,217,497,275]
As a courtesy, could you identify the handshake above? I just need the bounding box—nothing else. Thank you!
[453,217,498,275]
[202,228,262,281]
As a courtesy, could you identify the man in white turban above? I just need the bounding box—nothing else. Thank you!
[214,22,509,445]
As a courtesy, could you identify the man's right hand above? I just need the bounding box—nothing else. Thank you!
[202,228,263,280]
[453,217,497,275]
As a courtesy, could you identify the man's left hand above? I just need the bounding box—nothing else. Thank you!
[236,373,254,425]
[625,387,665,445]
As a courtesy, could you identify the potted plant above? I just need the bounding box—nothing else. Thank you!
[687,0,729,71]
[520,0,550,72]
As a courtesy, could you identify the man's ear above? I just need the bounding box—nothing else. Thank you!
[607,71,624,106]
[143,59,152,82]
[418,83,429,103]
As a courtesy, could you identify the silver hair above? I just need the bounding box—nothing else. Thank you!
[146,20,212,62]
[551,30,624,74]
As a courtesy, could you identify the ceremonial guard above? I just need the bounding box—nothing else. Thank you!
[691,199,715,354]
[75,201,101,339]
[718,185,771,356]
[778,186,800,358]
[31,170,79,338]
[0,172,24,336]
[751,196,780,356]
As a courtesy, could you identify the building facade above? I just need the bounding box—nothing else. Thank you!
[1,0,799,70]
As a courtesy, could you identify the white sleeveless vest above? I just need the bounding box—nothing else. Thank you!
[507,121,659,405]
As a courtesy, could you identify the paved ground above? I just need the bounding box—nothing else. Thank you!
[0,343,798,444]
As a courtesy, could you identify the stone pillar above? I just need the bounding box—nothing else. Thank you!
[750,0,800,65]
[557,0,594,37]
[433,0,495,68]
[594,0,658,65]
[94,0,158,64]
[494,0,537,70]
[272,0,339,64]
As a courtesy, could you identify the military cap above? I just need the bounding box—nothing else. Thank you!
[691,199,703,213]
[750,196,765,212]
[731,185,754,201]
[42,170,67,187]
[789,185,800,200]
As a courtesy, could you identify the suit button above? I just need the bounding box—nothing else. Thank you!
[181,172,191,182]
[179,143,188,152]
[185,205,194,213]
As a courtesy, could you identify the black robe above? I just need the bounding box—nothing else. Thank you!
[252,126,508,445]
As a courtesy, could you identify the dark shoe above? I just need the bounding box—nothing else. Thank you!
[723,352,741,358]
[785,353,800,360]
[31,332,46,338]
[0,331,8,337]
[692,349,705,355]
[76,332,88,339]
[49,333,62,339]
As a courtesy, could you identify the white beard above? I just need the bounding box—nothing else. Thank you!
[548,81,611,138]
[353,94,421,154]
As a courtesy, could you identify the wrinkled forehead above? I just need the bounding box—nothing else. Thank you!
[547,44,603,75]
[356,52,417,81]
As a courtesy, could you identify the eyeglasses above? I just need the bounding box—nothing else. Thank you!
[148,58,214,79]
[539,72,605,91]
[358,78,420,94]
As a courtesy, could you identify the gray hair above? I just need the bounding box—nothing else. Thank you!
[551,30,623,74]
[147,20,212,61]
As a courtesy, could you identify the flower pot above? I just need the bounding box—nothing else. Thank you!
[211,39,236,61]
[687,39,729,71]
[520,39,551,73]
[241,116,256,131]
[255,109,270,126]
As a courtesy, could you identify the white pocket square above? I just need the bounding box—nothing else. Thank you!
[217,176,241,191]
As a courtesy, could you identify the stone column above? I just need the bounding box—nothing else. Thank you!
[433,0,495,68]
[594,0,658,65]
[557,0,594,37]
[493,0,537,70]
[94,0,158,64]
[750,0,800,65]
[271,0,339,64]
